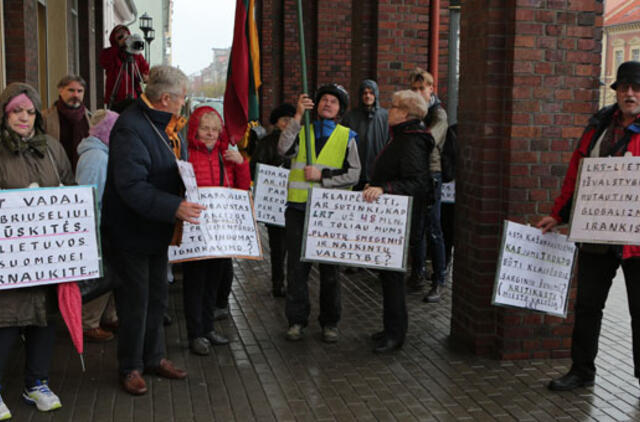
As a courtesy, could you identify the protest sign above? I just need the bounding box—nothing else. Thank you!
[169,187,262,262]
[568,156,640,245]
[0,186,101,290]
[492,220,576,317]
[176,160,199,203]
[301,187,411,271]
[253,163,289,227]
[441,181,455,204]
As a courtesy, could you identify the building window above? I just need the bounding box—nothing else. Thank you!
[614,49,624,73]
[633,48,640,62]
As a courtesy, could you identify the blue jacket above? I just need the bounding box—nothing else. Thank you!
[76,136,109,210]
[101,98,187,253]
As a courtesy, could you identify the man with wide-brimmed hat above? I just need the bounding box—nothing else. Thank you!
[538,61,640,391]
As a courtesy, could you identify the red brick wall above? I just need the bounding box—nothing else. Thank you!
[4,0,39,87]
[452,0,603,359]
[259,0,451,125]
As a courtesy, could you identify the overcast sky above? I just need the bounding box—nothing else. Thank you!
[172,0,236,75]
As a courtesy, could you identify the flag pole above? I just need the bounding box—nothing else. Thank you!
[296,0,313,165]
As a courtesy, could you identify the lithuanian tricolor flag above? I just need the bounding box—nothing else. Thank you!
[224,0,261,147]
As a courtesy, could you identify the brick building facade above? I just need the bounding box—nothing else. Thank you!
[259,0,605,360]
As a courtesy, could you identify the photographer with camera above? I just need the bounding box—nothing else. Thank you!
[100,25,150,113]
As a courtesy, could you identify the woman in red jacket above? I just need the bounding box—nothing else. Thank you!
[183,106,250,355]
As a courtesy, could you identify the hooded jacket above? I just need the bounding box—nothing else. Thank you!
[99,25,150,106]
[186,106,250,189]
[341,80,389,183]
[0,83,75,328]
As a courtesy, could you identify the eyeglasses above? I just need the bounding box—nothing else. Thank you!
[616,83,640,93]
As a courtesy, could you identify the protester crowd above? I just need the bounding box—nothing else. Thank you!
[0,21,638,420]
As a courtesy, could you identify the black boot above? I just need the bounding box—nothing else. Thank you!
[423,285,442,303]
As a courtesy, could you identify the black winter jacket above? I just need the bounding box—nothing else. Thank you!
[369,119,434,203]
[101,98,187,253]
[250,129,290,179]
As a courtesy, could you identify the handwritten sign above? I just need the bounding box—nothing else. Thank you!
[253,163,289,227]
[441,181,455,203]
[176,160,199,203]
[0,186,101,290]
[301,187,412,271]
[492,220,576,317]
[568,156,640,245]
[169,187,262,262]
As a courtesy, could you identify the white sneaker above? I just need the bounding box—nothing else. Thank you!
[286,324,304,341]
[0,393,11,420]
[22,380,61,412]
[322,326,339,343]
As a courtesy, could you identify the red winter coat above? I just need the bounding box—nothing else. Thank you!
[550,105,640,260]
[100,25,150,105]
[187,106,251,189]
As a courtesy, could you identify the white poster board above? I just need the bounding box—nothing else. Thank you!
[441,181,455,203]
[253,163,289,227]
[301,187,412,271]
[0,186,101,290]
[176,160,199,203]
[169,187,262,262]
[492,220,576,317]
[568,156,640,245]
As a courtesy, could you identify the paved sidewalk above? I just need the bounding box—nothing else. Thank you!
[3,232,640,421]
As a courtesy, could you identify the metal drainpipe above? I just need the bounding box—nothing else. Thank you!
[447,2,461,124]
[429,0,441,88]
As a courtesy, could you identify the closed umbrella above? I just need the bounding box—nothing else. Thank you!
[57,282,85,371]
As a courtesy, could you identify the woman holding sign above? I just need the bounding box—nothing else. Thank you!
[363,90,433,353]
[182,106,250,356]
[0,83,74,417]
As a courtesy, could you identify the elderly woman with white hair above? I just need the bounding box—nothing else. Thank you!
[363,89,434,353]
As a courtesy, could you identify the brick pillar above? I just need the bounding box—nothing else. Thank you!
[452,0,603,359]
[316,0,352,88]
[4,0,38,87]
[376,0,431,104]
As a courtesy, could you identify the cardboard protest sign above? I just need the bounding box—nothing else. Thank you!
[169,187,262,262]
[568,156,640,245]
[253,163,289,227]
[176,160,199,203]
[441,181,455,204]
[301,187,412,271]
[0,186,101,290]
[492,220,576,317]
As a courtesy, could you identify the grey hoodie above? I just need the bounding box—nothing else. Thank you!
[341,79,389,184]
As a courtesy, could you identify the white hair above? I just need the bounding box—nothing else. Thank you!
[144,65,189,101]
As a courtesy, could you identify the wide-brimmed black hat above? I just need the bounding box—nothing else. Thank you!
[269,103,296,125]
[610,61,640,90]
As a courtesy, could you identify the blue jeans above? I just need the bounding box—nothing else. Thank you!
[427,173,447,286]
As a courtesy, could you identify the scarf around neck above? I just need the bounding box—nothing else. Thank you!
[56,99,89,169]
[1,127,48,157]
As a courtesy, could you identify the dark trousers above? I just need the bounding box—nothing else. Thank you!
[214,259,233,309]
[267,224,287,286]
[111,248,168,374]
[426,172,446,286]
[0,323,56,388]
[285,207,341,327]
[571,250,640,379]
[183,259,229,340]
[379,271,408,342]
[441,202,455,266]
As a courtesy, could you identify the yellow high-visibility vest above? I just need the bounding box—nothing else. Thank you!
[287,124,350,203]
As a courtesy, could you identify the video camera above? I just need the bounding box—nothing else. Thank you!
[124,33,145,55]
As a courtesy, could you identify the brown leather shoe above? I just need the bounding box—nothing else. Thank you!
[147,359,187,379]
[120,370,147,395]
[84,327,114,342]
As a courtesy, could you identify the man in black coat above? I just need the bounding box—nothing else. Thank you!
[102,65,205,395]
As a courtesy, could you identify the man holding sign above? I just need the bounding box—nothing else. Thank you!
[538,61,640,391]
[102,66,206,395]
[278,84,361,343]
